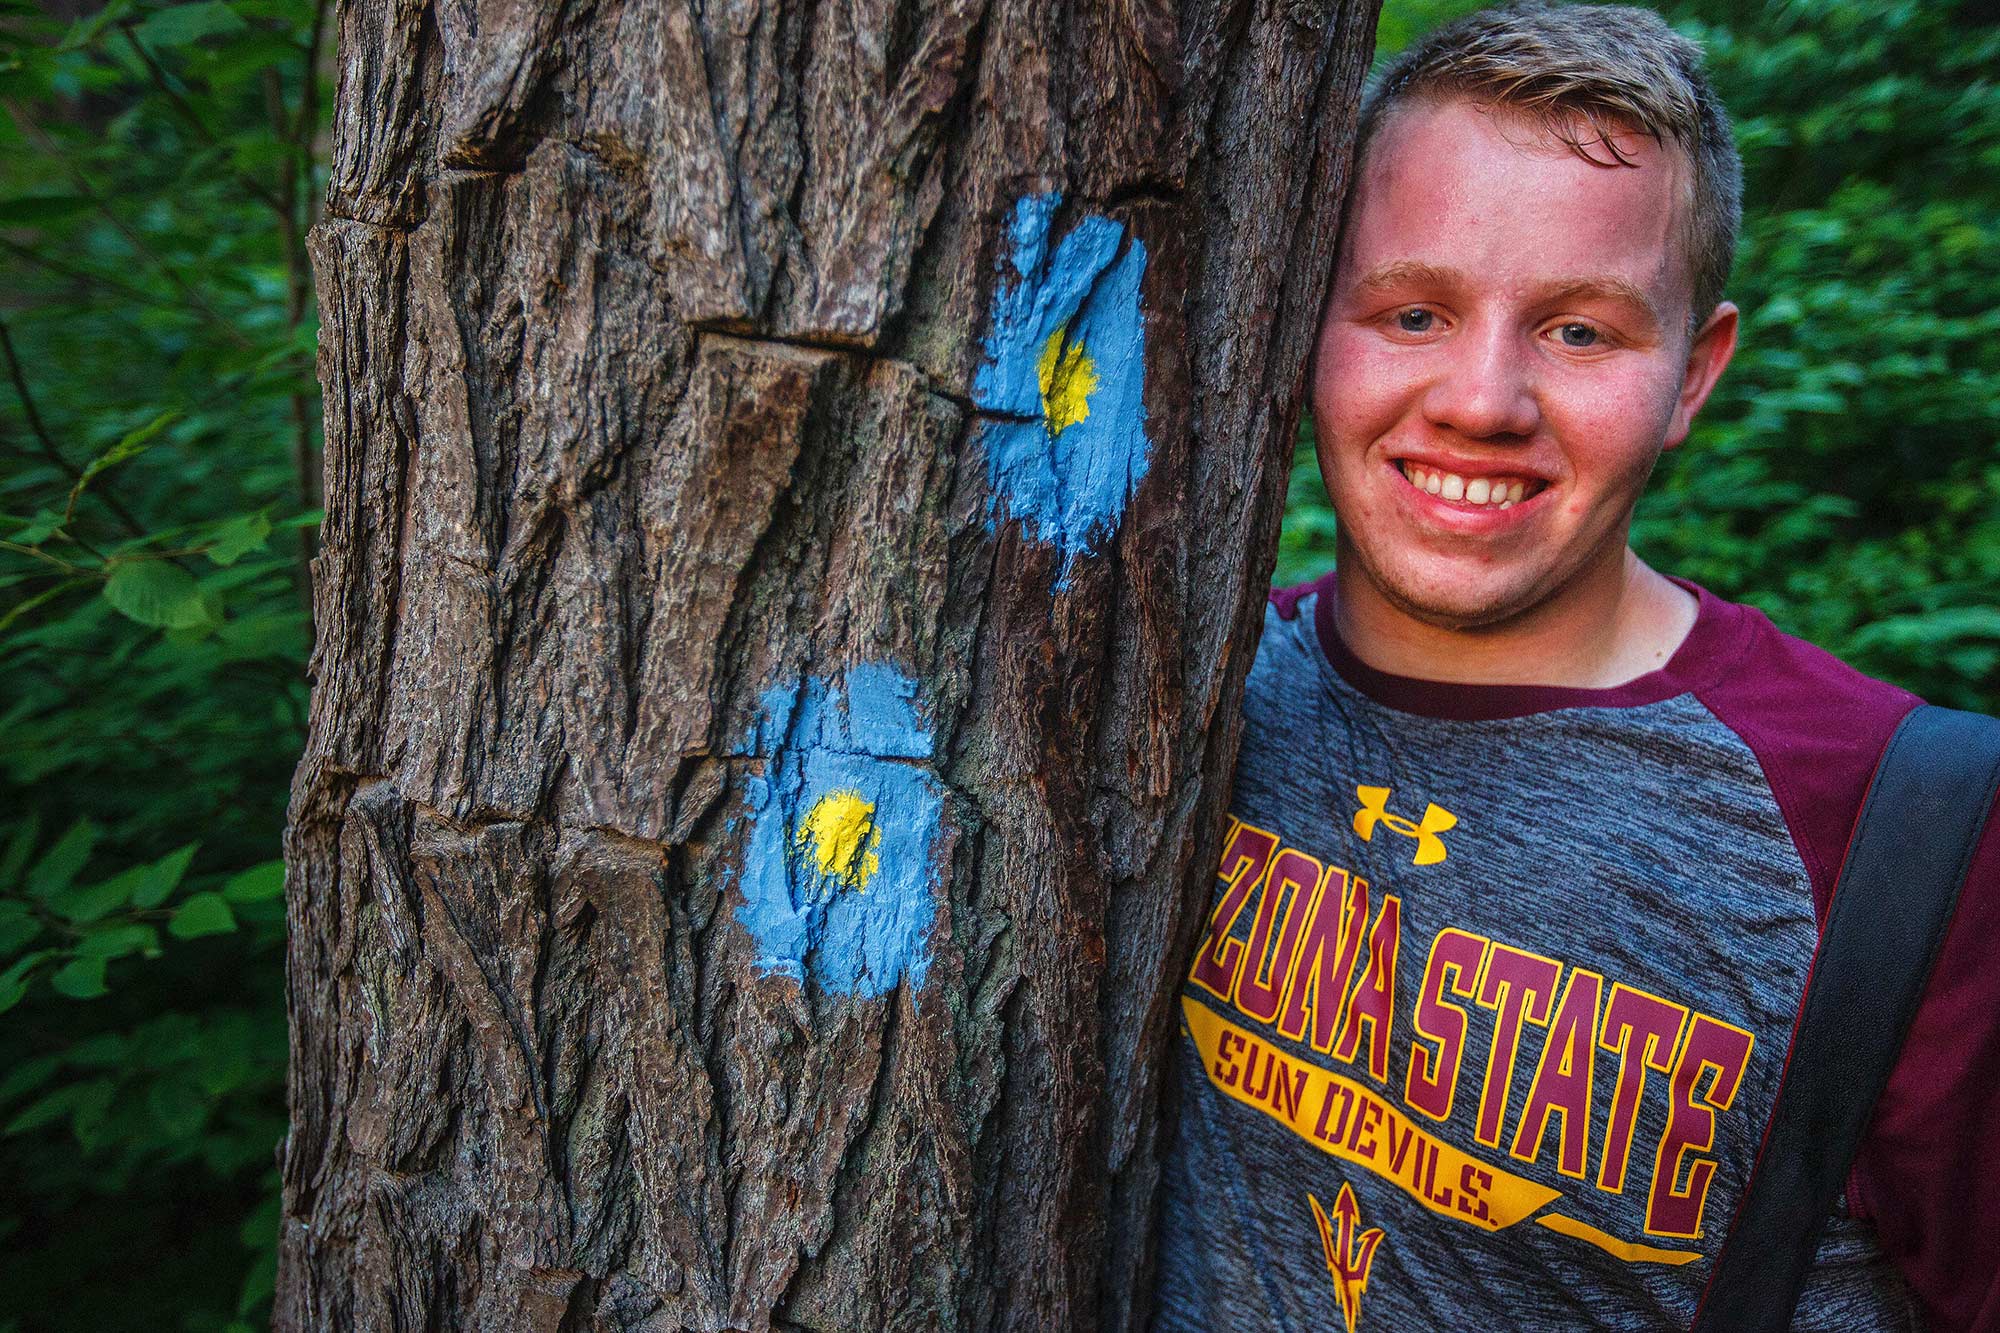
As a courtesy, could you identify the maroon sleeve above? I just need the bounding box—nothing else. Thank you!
[1697,601,2000,1331]
[1269,570,1337,623]
[1848,813,2000,1332]
[1690,600,1919,924]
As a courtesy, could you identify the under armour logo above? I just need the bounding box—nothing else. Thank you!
[1352,785,1456,866]
[1310,1183,1385,1333]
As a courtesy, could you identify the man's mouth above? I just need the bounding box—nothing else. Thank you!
[1398,461,1548,510]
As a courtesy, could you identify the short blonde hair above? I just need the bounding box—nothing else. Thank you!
[1359,2,1742,330]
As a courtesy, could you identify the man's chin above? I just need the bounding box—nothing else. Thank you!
[1364,566,1553,634]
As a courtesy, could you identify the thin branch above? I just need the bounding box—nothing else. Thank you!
[298,0,332,233]
[0,540,86,574]
[0,578,91,636]
[265,64,309,331]
[0,320,75,480]
[281,0,332,622]
[0,317,149,539]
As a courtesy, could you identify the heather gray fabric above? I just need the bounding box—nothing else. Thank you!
[1153,593,1921,1332]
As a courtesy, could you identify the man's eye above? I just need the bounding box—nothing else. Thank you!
[1396,308,1435,333]
[1556,322,1599,348]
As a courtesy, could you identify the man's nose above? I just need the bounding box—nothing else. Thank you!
[1421,323,1540,440]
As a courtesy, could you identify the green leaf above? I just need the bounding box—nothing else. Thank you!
[48,954,108,999]
[0,1054,61,1105]
[64,1033,128,1066]
[220,859,284,903]
[51,846,196,923]
[5,1081,97,1135]
[9,509,66,545]
[0,951,52,1001]
[3,1078,114,1140]
[205,512,272,566]
[0,817,38,892]
[1852,606,2000,652]
[130,1013,202,1066]
[66,1079,118,1151]
[66,409,177,521]
[235,1244,277,1317]
[0,902,39,955]
[158,590,228,640]
[132,1,248,48]
[49,865,143,923]
[102,560,214,630]
[145,1076,211,1139]
[24,819,97,898]
[74,922,159,960]
[168,892,236,939]
[237,1191,280,1250]
[132,843,200,908]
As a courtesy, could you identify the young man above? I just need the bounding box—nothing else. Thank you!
[1153,5,2000,1330]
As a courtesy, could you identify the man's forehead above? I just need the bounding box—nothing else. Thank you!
[1360,96,1688,205]
[1343,96,1694,317]
[1365,92,1686,175]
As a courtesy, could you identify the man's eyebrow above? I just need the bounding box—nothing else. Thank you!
[1352,262,1664,330]
[1351,260,1462,294]
[1540,277,1663,329]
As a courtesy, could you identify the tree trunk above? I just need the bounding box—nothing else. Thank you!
[280,1,1379,1328]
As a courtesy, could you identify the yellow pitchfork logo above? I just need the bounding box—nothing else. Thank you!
[1310,1182,1386,1333]
[1352,785,1457,866]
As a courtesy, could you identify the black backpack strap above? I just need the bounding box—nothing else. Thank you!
[1690,704,2000,1332]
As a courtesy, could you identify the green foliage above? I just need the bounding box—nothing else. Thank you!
[0,0,325,1326]
[1634,0,2000,711]
[1369,0,1491,58]
[1282,0,2000,718]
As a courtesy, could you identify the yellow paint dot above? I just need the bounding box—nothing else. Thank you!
[796,789,881,891]
[1037,324,1098,436]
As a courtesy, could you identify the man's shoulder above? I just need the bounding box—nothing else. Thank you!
[1692,588,1921,741]
[1254,571,1337,677]
[1248,570,1339,685]
[1682,586,1923,922]
[1267,569,1337,626]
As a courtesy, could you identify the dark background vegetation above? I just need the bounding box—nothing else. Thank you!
[0,0,1993,1327]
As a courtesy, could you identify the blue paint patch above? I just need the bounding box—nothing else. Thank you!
[974,192,1152,584]
[737,663,945,998]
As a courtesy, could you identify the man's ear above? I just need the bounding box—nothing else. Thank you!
[1663,300,1739,450]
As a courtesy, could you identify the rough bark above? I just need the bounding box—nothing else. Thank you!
[281,1,1380,1328]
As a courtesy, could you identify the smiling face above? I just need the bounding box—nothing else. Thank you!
[1311,96,1738,633]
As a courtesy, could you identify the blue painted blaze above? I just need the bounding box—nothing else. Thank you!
[738,663,944,998]
[974,192,1152,583]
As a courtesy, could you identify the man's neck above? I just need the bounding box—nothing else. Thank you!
[1332,548,1699,690]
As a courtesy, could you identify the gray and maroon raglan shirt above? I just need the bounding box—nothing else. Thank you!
[1154,574,2000,1332]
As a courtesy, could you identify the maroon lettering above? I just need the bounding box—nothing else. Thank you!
[1189,823,1279,1000]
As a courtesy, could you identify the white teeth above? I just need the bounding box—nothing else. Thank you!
[1403,462,1536,508]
